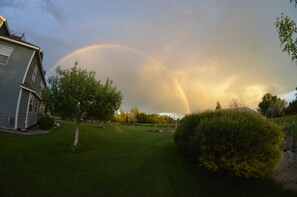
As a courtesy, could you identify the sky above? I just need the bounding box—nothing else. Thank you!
[1,0,297,115]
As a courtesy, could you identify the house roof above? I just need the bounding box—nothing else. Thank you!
[0,16,11,37]
[0,15,46,87]
[21,82,42,100]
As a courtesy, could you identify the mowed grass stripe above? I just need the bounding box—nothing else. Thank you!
[0,121,295,196]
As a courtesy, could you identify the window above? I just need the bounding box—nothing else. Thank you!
[34,100,39,113]
[29,95,34,112]
[31,65,38,81]
[39,81,45,91]
[0,45,13,65]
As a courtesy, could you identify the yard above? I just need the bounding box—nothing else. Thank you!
[0,121,295,196]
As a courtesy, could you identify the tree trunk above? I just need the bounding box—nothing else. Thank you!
[73,118,80,150]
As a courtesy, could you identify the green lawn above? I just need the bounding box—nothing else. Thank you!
[273,114,297,152]
[0,121,295,197]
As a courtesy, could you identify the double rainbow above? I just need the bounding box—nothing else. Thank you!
[49,44,191,114]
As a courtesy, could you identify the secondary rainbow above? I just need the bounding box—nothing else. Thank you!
[49,44,191,114]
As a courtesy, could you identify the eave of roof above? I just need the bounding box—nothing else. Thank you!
[20,83,43,100]
[0,16,11,37]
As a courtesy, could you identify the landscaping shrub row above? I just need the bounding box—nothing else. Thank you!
[174,110,284,178]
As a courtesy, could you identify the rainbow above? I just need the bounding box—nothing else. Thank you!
[50,44,191,114]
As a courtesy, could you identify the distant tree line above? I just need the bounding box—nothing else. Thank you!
[257,88,297,117]
[114,107,177,124]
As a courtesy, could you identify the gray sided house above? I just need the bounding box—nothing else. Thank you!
[0,16,46,130]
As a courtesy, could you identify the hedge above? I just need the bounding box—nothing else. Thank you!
[174,110,284,178]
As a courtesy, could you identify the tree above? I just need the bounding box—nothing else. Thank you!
[258,93,286,117]
[266,98,287,117]
[258,93,277,115]
[90,78,122,125]
[128,107,140,124]
[285,99,297,114]
[215,101,222,111]
[275,0,297,62]
[285,87,297,114]
[229,98,245,108]
[43,62,122,150]
[114,109,128,124]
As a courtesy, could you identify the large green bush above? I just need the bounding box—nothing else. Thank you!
[174,110,284,178]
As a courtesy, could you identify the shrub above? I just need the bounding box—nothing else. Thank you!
[174,110,284,178]
[40,115,55,130]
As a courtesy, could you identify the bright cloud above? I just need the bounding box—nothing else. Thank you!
[2,0,297,115]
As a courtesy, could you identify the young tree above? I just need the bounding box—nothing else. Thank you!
[258,93,286,117]
[275,0,297,62]
[258,93,278,115]
[43,62,122,150]
[128,107,140,124]
[114,109,128,124]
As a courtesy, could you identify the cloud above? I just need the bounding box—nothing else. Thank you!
[38,0,66,23]
[0,0,25,8]
[19,0,297,114]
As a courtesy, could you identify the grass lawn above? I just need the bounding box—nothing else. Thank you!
[0,121,295,197]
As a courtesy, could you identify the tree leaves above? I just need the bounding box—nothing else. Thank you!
[43,63,122,121]
[275,2,297,62]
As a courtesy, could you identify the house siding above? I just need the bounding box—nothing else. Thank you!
[24,54,44,95]
[26,95,39,128]
[0,39,34,128]
[17,90,30,129]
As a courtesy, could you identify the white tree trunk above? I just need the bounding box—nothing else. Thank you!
[73,119,80,149]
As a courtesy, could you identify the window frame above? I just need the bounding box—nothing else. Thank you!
[34,100,39,113]
[0,44,13,65]
[29,95,34,113]
[31,64,38,82]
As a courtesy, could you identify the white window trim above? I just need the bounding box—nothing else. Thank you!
[29,95,34,113]
[31,64,38,82]
[22,51,35,83]
[0,44,13,65]
[25,93,32,128]
[14,88,23,129]
[20,85,42,100]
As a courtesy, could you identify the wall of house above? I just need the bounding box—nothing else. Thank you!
[17,90,29,129]
[24,54,45,95]
[26,94,39,128]
[0,39,34,128]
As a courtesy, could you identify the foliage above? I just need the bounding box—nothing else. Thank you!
[229,98,245,108]
[114,107,174,124]
[39,115,55,130]
[285,99,297,114]
[215,101,222,111]
[275,0,297,62]
[89,78,122,122]
[273,114,297,152]
[174,110,284,178]
[284,87,297,114]
[258,93,286,117]
[128,107,140,124]
[43,62,122,148]
[114,109,128,124]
